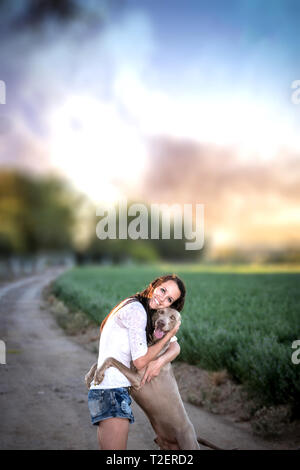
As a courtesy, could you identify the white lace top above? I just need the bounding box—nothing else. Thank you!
[90,299,149,389]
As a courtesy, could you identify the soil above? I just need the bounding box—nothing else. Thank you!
[1,270,299,450]
[46,288,300,449]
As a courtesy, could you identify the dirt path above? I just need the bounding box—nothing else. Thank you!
[0,271,291,450]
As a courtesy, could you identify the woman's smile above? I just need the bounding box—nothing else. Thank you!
[149,280,181,310]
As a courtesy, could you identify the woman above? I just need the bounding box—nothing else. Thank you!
[87,274,186,450]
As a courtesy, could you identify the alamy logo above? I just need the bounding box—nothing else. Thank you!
[291,80,300,105]
[96,201,204,250]
[0,340,6,365]
[0,80,6,104]
[291,340,300,365]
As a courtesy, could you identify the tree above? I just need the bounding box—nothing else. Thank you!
[0,170,79,256]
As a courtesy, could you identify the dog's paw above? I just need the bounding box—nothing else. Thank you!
[94,369,105,385]
[84,373,93,389]
[132,381,142,391]
[84,363,97,388]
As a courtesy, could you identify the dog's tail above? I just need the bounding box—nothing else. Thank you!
[197,436,238,450]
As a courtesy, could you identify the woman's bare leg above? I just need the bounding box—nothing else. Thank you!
[97,418,129,450]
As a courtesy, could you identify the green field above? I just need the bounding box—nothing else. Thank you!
[52,263,300,413]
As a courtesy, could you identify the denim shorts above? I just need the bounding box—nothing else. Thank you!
[88,387,135,425]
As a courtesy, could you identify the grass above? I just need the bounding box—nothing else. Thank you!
[52,263,300,413]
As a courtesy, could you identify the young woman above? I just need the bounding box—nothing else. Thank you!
[87,274,186,450]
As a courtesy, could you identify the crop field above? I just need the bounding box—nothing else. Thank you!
[52,263,300,412]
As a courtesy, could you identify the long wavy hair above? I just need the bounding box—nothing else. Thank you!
[100,274,186,343]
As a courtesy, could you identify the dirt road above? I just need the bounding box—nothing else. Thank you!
[0,270,283,450]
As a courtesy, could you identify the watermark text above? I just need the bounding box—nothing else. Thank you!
[291,80,300,105]
[96,201,204,250]
[0,340,6,364]
[0,80,6,104]
[291,340,300,365]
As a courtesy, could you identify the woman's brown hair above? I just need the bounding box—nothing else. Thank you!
[100,274,186,343]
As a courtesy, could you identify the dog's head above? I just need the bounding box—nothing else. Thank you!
[151,307,181,342]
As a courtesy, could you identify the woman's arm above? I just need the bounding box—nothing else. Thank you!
[133,322,180,371]
[140,341,180,386]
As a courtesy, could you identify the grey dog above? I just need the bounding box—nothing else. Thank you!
[85,307,201,450]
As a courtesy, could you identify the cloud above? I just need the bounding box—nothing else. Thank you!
[139,136,300,248]
[0,7,155,198]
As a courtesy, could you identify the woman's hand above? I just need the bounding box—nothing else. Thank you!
[168,319,181,338]
[140,341,181,386]
[141,358,162,386]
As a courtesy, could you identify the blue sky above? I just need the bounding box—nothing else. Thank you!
[151,0,298,112]
[2,0,300,143]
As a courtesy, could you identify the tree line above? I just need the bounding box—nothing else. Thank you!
[0,170,205,264]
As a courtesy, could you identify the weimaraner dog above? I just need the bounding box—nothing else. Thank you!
[85,308,222,450]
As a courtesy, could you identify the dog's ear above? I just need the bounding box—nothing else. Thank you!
[171,309,181,321]
[169,307,179,314]
[151,309,159,325]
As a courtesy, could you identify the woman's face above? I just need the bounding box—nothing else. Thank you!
[148,280,181,310]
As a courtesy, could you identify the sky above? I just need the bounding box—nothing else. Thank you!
[1,0,300,254]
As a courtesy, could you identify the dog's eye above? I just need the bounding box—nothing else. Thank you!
[170,315,175,320]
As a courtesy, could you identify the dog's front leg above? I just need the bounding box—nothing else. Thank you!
[93,357,114,385]
[84,362,97,389]
[95,357,142,390]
